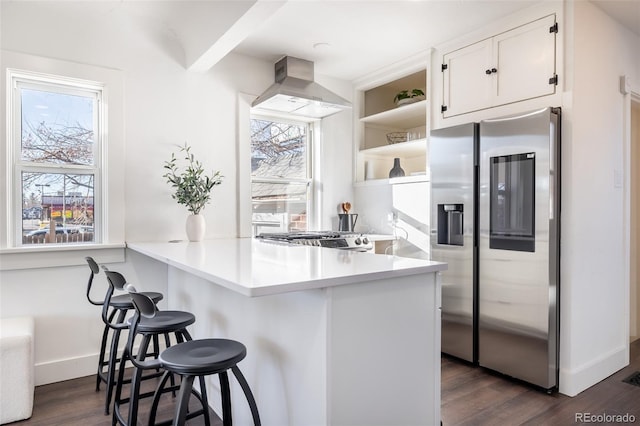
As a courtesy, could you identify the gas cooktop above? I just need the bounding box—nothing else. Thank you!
[256,231,372,251]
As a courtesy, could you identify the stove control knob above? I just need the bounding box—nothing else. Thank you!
[362,237,369,245]
[355,237,362,245]
[314,240,320,246]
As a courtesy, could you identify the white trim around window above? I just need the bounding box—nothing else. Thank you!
[249,113,317,235]
[10,71,104,247]
[237,93,322,237]
[1,50,125,270]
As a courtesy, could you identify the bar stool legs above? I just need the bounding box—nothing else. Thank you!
[96,309,115,392]
[148,366,260,426]
[112,328,191,426]
[176,375,209,426]
[127,292,261,426]
[104,308,127,415]
[151,339,261,426]
[148,371,211,426]
[230,366,261,425]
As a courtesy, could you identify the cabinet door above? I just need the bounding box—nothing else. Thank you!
[442,39,493,118]
[493,14,557,105]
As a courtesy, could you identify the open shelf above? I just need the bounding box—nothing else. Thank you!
[360,138,426,158]
[360,100,427,129]
[354,174,429,187]
[355,66,429,183]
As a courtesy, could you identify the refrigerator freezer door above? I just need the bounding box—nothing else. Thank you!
[430,123,478,363]
[478,107,560,389]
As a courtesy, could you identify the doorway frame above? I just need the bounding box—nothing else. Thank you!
[622,76,640,360]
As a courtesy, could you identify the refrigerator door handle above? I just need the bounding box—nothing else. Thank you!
[549,174,555,220]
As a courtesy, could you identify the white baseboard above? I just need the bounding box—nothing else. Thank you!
[34,341,170,386]
[559,344,628,396]
[35,353,99,386]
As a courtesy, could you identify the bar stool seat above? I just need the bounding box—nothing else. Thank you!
[155,339,258,426]
[137,311,195,332]
[160,339,247,375]
[109,293,163,309]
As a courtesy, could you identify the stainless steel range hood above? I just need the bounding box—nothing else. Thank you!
[251,56,351,119]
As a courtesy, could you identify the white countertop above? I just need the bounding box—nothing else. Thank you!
[128,238,446,297]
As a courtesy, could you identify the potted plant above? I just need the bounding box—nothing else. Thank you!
[393,88,425,107]
[163,143,223,241]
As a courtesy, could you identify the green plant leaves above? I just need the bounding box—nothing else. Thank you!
[162,143,223,214]
[393,88,425,103]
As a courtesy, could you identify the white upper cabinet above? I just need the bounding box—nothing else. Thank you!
[441,14,557,118]
[494,14,557,105]
[442,39,493,117]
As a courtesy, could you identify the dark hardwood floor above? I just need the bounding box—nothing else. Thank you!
[11,340,640,425]
[442,338,640,425]
[15,371,221,426]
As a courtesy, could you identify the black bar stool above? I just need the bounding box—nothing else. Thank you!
[105,271,197,426]
[129,292,261,426]
[84,257,164,415]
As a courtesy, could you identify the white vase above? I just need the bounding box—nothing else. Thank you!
[185,214,205,242]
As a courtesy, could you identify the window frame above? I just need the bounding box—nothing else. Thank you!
[249,113,316,235]
[1,51,125,270]
[9,69,105,247]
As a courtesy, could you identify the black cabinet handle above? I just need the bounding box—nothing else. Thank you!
[485,69,492,75]
[491,68,498,73]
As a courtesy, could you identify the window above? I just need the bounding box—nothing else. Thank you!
[250,116,312,235]
[10,70,102,246]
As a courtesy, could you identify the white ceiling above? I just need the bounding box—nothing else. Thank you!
[592,0,640,40]
[228,0,640,81]
[231,0,541,81]
[6,1,637,82]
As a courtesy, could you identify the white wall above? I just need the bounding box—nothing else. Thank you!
[0,1,353,384]
[559,0,640,396]
[0,252,168,385]
[631,100,640,341]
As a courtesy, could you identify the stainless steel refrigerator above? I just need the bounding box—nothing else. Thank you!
[430,107,560,391]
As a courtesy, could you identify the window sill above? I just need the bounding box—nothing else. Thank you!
[0,243,126,271]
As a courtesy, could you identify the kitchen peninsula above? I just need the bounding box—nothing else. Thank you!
[128,238,446,426]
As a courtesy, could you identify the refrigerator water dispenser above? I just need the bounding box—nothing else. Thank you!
[437,204,464,246]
